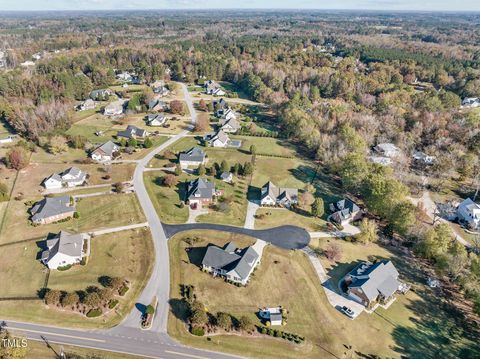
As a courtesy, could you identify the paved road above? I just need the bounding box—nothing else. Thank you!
[162,223,310,250]
[2,320,241,359]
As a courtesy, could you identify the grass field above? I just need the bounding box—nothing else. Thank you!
[0,228,154,329]
[147,137,199,168]
[254,207,326,232]
[143,171,189,224]
[233,136,297,157]
[0,193,145,245]
[251,157,315,190]
[168,231,480,359]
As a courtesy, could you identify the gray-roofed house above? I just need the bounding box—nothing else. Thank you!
[41,231,90,270]
[219,117,241,133]
[150,80,170,96]
[90,140,119,162]
[260,181,298,208]
[457,198,480,230]
[104,100,124,116]
[148,98,168,112]
[117,125,148,140]
[329,198,362,225]
[43,167,87,190]
[90,89,113,101]
[204,80,226,96]
[78,99,95,111]
[186,178,217,208]
[30,195,75,225]
[344,260,401,308]
[146,114,167,127]
[201,242,261,285]
[220,171,233,183]
[205,129,230,148]
[179,147,207,169]
[213,98,228,116]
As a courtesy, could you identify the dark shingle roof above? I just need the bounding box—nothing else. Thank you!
[30,196,74,222]
[179,147,206,163]
[187,178,216,200]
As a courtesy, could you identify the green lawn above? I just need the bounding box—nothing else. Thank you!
[251,157,315,190]
[233,136,297,157]
[0,228,154,329]
[254,207,326,232]
[143,171,189,224]
[147,137,199,168]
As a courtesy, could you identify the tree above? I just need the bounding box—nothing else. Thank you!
[340,153,369,191]
[299,191,314,209]
[324,243,342,262]
[48,135,68,154]
[170,100,185,115]
[163,174,178,187]
[98,288,114,302]
[232,163,240,175]
[69,135,88,149]
[84,292,101,307]
[311,197,324,217]
[61,292,80,307]
[220,160,229,173]
[44,289,61,306]
[242,162,253,176]
[207,102,214,112]
[198,164,206,176]
[194,115,209,132]
[175,163,182,176]
[387,201,416,236]
[237,315,254,332]
[356,218,378,244]
[249,144,256,155]
[6,146,30,170]
[416,223,453,260]
[128,137,138,147]
[107,277,125,291]
[199,99,208,112]
[144,137,153,148]
[145,305,155,315]
[215,312,232,330]
[189,301,208,326]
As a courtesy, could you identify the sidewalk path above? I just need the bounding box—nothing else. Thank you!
[44,183,112,195]
[88,222,149,236]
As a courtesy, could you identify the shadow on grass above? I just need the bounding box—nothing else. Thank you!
[169,298,190,322]
[247,185,261,202]
[186,246,207,267]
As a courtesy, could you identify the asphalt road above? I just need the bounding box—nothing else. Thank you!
[162,223,310,250]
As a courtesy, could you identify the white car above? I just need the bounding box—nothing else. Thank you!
[341,306,355,318]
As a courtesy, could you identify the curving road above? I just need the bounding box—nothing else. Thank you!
[162,223,310,250]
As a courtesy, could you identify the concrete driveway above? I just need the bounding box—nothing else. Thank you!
[162,222,311,250]
[244,200,259,229]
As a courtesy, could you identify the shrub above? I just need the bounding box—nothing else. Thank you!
[86,308,102,318]
[145,305,155,315]
[118,285,129,296]
[61,292,80,307]
[108,299,119,309]
[57,264,72,271]
[191,326,205,336]
[73,212,80,219]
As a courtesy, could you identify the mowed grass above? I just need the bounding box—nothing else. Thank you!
[0,229,154,329]
[309,237,480,358]
[147,137,199,168]
[0,193,145,245]
[195,174,249,227]
[144,171,189,224]
[251,157,315,189]
[234,136,297,157]
[169,230,416,359]
[254,207,325,232]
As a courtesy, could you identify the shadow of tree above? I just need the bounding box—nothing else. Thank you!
[169,298,190,322]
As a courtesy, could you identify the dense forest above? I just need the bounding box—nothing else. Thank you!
[0,10,479,338]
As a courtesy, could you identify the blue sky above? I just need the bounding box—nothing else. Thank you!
[0,0,478,11]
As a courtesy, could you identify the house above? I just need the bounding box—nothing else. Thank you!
[220,171,233,183]
[116,71,133,82]
[201,242,260,285]
[368,156,392,166]
[90,89,113,101]
[91,141,119,162]
[221,108,237,121]
[148,98,168,112]
[213,98,228,116]
[329,198,361,225]
[374,143,401,158]
[78,99,95,111]
[0,135,16,145]
[179,147,207,169]
[41,231,90,270]
[43,167,87,190]
[412,151,435,165]
[457,198,480,230]
[344,260,401,308]
[150,80,170,96]
[462,97,480,108]
[117,125,148,140]
[260,181,298,207]
[104,100,124,116]
[30,195,75,225]
[204,80,226,96]
[205,130,230,148]
[146,114,167,127]
[186,178,217,208]
[219,117,241,134]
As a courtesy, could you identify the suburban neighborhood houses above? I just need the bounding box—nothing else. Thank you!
[0,9,479,359]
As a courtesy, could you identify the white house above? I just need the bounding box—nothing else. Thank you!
[260,181,298,207]
[146,114,167,126]
[220,116,241,134]
[204,80,226,96]
[41,231,90,270]
[91,141,119,162]
[78,99,95,111]
[43,167,87,190]
[179,147,207,169]
[457,198,480,230]
[413,151,435,165]
[462,97,480,108]
[205,130,230,148]
[220,171,233,183]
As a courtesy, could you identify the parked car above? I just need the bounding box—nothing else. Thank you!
[341,306,355,318]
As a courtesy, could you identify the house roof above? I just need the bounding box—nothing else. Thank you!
[105,100,123,113]
[30,196,74,222]
[93,140,118,157]
[61,167,82,178]
[458,198,480,217]
[42,231,85,263]
[261,181,298,203]
[220,171,232,180]
[117,125,146,139]
[210,130,230,145]
[375,143,400,154]
[179,147,205,163]
[187,178,216,200]
[347,260,400,301]
[45,173,62,183]
[213,98,227,109]
[331,198,360,222]
[202,242,260,282]
[220,118,241,131]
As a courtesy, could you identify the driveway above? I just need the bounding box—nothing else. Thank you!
[162,222,310,250]
[302,247,364,319]
[309,222,361,239]
[244,200,259,229]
